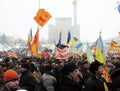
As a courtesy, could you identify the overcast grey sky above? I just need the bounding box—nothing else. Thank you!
[0,0,120,42]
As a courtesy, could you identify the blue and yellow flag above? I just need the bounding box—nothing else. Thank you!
[76,42,84,51]
[96,34,106,63]
[86,42,95,63]
[67,31,71,44]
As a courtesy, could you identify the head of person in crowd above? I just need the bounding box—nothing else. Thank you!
[3,69,19,90]
[44,64,53,74]
[19,63,30,73]
[61,62,82,82]
[1,64,8,72]
[114,61,120,69]
[106,60,114,68]
[82,52,87,61]
[58,60,64,67]
[89,60,103,76]
[81,60,90,70]
[111,57,119,64]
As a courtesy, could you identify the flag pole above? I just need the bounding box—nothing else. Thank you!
[39,0,40,9]
[38,0,40,28]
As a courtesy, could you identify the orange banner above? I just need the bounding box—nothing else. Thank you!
[34,9,52,27]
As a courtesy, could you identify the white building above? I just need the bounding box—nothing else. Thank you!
[48,17,80,44]
[48,0,80,44]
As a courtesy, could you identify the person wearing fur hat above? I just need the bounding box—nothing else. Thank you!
[86,60,110,91]
[56,62,83,91]
[0,69,24,91]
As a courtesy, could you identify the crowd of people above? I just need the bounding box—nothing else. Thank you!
[0,53,120,91]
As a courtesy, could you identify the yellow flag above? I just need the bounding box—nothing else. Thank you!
[96,46,105,63]
[104,82,109,91]
[96,35,105,63]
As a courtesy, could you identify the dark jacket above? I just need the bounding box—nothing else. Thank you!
[86,75,106,91]
[19,71,36,91]
[56,76,82,91]
[0,85,22,91]
[111,68,120,91]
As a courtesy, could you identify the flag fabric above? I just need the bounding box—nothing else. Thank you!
[86,42,95,63]
[117,3,120,13]
[57,31,62,48]
[55,47,68,59]
[34,9,52,27]
[90,39,98,49]
[96,35,106,63]
[109,40,118,50]
[75,42,84,51]
[70,37,79,44]
[104,82,109,91]
[102,67,112,83]
[31,28,39,56]
[67,31,71,44]
[68,37,79,47]
[28,28,33,52]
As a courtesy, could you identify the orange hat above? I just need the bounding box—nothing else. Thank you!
[4,69,19,83]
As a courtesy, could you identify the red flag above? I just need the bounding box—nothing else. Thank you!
[31,28,39,56]
[55,47,68,59]
[34,9,52,27]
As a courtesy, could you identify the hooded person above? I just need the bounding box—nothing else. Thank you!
[0,69,24,91]
[86,60,110,91]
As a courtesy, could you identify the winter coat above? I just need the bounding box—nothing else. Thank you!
[0,85,22,91]
[19,71,37,91]
[111,68,120,91]
[56,76,82,91]
[86,75,107,91]
[41,73,56,91]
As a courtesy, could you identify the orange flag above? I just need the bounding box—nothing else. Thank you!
[28,29,33,52]
[34,9,52,27]
[31,28,39,56]
[102,66,112,83]
[109,40,118,50]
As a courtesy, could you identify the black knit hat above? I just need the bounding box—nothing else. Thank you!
[82,61,89,65]
[44,64,53,73]
[89,60,102,73]
[61,62,78,76]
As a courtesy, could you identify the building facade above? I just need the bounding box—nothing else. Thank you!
[48,17,80,44]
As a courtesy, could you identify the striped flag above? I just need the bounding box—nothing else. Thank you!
[55,46,68,59]
[67,31,71,44]
[57,31,62,48]
[86,42,95,63]
[28,28,33,52]
[31,27,39,56]
[96,34,106,63]
[76,42,84,51]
